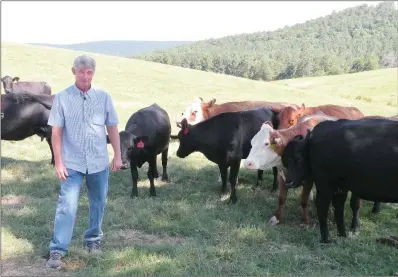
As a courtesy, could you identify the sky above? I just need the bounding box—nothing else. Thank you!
[1,1,385,45]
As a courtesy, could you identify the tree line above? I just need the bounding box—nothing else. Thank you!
[135,2,397,81]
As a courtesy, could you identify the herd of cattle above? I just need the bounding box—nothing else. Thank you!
[1,75,398,244]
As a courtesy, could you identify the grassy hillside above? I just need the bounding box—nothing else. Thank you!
[1,42,397,276]
[137,1,398,81]
[30,40,193,58]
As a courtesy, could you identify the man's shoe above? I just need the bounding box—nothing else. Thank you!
[87,240,102,255]
[45,251,62,269]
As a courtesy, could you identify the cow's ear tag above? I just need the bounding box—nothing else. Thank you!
[136,140,145,148]
[183,128,189,135]
[270,144,277,152]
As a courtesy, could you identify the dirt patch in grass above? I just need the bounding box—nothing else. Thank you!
[1,195,24,207]
[1,256,75,276]
[110,229,185,246]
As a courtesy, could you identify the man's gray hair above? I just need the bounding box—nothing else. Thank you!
[73,55,96,71]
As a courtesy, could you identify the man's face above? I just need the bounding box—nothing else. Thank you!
[72,66,94,90]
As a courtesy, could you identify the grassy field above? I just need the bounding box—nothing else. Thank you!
[1,42,397,276]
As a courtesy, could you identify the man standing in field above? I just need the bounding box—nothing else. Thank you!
[45,55,123,269]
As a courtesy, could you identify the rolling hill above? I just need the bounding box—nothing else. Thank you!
[30,40,193,57]
[1,42,397,276]
[136,1,398,81]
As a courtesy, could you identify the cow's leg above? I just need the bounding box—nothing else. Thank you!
[161,147,170,182]
[130,166,139,198]
[315,187,333,243]
[147,156,157,197]
[371,201,381,214]
[269,174,287,226]
[46,137,55,166]
[218,164,229,200]
[254,170,263,189]
[332,189,348,238]
[228,160,241,204]
[300,178,314,226]
[350,194,361,234]
[271,166,278,191]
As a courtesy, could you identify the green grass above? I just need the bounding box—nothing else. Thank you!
[1,42,397,276]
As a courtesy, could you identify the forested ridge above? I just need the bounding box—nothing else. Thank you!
[136,2,397,81]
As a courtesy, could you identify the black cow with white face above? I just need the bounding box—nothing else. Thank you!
[108,104,171,198]
[282,118,398,243]
[176,107,279,204]
[1,92,55,165]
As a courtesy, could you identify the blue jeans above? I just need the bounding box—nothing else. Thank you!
[49,167,109,255]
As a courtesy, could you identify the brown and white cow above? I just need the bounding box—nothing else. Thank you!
[176,97,298,127]
[277,103,364,129]
[245,112,337,225]
[245,111,394,226]
[1,75,52,95]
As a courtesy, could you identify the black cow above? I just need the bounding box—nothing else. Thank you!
[107,103,171,198]
[282,118,398,243]
[1,75,51,95]
[176,107,279,204]
[1,92,55,165]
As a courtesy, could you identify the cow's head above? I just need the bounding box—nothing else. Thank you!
[107,131,150,169]
[277,104,306,129]
[176,118,196,158]
[244,121,282,170]
[1,75,19,94]
[176,97,216,128]
[281,130,311,189]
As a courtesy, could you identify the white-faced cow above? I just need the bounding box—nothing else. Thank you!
[244,112,337,225]
[107,104,171,198]
[1,92,55,165]
[282,118,398,243]
[176,107,279,204]
[1,75,51,95]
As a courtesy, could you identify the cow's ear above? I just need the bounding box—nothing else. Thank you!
[263,121,273,127]
[12,77,19,82]
[133,136,149,149]
[181,118,188,129]
[207,98,216,107]
[296,103,305,118]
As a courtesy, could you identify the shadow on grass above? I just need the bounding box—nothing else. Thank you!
[2,154,397,276]
[0,154,276,254]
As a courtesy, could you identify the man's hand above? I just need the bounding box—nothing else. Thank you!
[111,155,123,171]
[55,162,69,181]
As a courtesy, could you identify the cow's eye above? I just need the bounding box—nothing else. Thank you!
[265,142,269,146]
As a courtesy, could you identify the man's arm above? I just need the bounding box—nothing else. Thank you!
[52,127,64,165]
[105,93,122,170]
[48,94,68,180]
[106,125,121,159]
